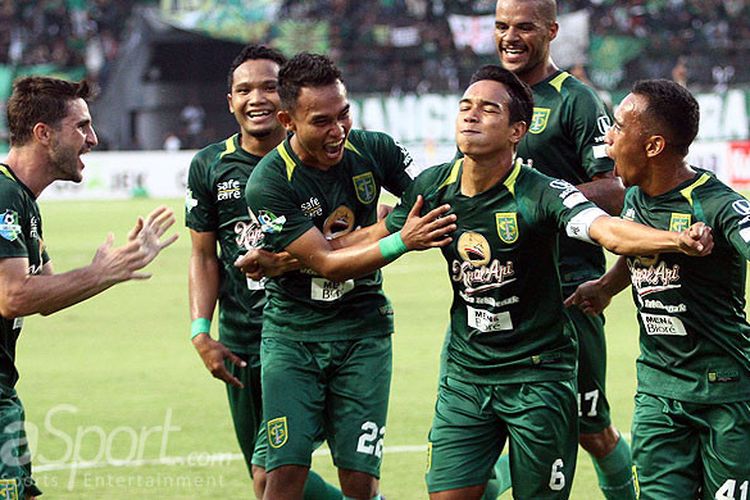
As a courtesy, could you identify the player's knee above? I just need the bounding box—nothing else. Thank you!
[579,425,619,458]
[251,465,266,499]
[338,469,378,499]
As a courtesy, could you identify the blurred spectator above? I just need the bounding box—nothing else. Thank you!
[180,99,206,150]
[163,131,182,152]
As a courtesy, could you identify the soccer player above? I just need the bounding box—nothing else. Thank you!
[565,79,749,499]
[0,76,177,499]
[488,1,633,498]
[185,45,341,499]
[385,66,712,500]
[242,52,456,500]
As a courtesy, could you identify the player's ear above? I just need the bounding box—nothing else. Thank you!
[548,21,559,41]
[277,110,295,132]
[645,135,665,158]
[510,120,528,143]
[32,122,53,145]
[227,93,234,114]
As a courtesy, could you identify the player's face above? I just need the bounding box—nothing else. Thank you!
[494,0,558,82]
[281,81,352,170]
[606,93,648,187]
[456,79,525,158]
[48,98,97,183]
[227,58,282,139]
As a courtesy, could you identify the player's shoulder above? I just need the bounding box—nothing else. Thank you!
[346,129,398,155]
[0,168,25,202]
[190,135,240,169]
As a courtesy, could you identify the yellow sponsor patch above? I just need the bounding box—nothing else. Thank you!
[267,416,288,449]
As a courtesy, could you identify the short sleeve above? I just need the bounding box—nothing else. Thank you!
[245,161,315,252]
[537,176,601,242]
[714,193,750,261]
[367,131,416,197]
[185,152,218,232]
[565,87,614,178]
[385,163,446,234]
[0,187,29,259]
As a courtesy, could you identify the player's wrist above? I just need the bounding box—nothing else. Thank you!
[190,318,211,340]
[379,231,409,260]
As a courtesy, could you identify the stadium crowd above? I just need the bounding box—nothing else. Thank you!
[0,0,748,95]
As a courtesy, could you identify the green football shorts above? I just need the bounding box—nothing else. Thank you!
[565,305,612,434]
[631,392,750,500]
[260,335,392,477]
[224,352,264,476]
[426,376,578,498]
[0,386,42,499]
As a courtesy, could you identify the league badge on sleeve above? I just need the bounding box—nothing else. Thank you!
[0,478,18,500]
[0,210,21,242]
[185,188,198,213]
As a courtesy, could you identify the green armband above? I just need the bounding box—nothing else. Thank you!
[190,318,211,340]
[379,232,408,261]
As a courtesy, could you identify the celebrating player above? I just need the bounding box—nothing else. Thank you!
[185,45,341,499]
[565,79,749,499]
[0,76,177,499]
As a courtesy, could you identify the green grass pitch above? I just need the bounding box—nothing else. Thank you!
[13,196,726,498]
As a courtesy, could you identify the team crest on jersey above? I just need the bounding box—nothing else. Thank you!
[0,210,21,242]
[458,232,491,267]
[529,107,550,134]
[668,213,691,232]
[323,205,355,240]
[185,188,198,213]
[267,417,288,449]
[495,213,518,244]
[353,172,377,204]
[0,478,18,500]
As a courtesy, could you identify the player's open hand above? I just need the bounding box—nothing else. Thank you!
[400,195,457,251]
[678,222,713,257]
[128,205,180,265]
[564,279,612,316]
[192,334,246,388]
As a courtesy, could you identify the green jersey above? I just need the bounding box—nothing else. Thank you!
[245,129,414,341]
[387,159,601,384]
[0,164,48,389]
[622,168,750,403]
[517,70,614,287]
[185,134,265,354]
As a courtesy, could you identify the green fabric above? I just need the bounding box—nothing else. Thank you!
[482,454,511,499]
[246,130,413,341]
[185,134,266,354]
[304,470,343,499]
[592,435,635,500]
[623,168,750,403]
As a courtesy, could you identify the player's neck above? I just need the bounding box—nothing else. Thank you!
[4,146,54,197]
[239,128,287,157]
[460,151,514,197]
[519,58,559,87]
[642,159,696,197]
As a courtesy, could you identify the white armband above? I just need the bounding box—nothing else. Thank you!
[566,207,608,244]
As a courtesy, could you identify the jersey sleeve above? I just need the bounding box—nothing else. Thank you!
[385,163,445,233]
[536,175,603,244]
[366,131,416,197]
[185,150,218,232]
[0,185,29,259]
[564,85,614,178]
[712,190,750,261]
[245,159,314,252]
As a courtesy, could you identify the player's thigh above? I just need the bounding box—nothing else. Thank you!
[700,400,750,500]
[567,307,611,433]
[426,377,505,494]
[327,336,392,478]
[260,337,326,472]
[225,354,263,472]
[0,389,42,498]
[504,378,578,499]
[631,392,701,499]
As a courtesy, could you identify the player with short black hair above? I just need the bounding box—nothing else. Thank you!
[0,76,177,499]
[567,78,750,499]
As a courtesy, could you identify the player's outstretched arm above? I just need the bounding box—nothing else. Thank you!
[590,217,713,256]
[0,206,178,318]
[283,195,455,282]
[189,230,246,388]
[564,256,630,316]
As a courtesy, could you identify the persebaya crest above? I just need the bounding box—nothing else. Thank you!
[669,213,691,232]
[267,416,288,449]
[496,212,519,244]
[353,172,377,204]
[529,107,551,134]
